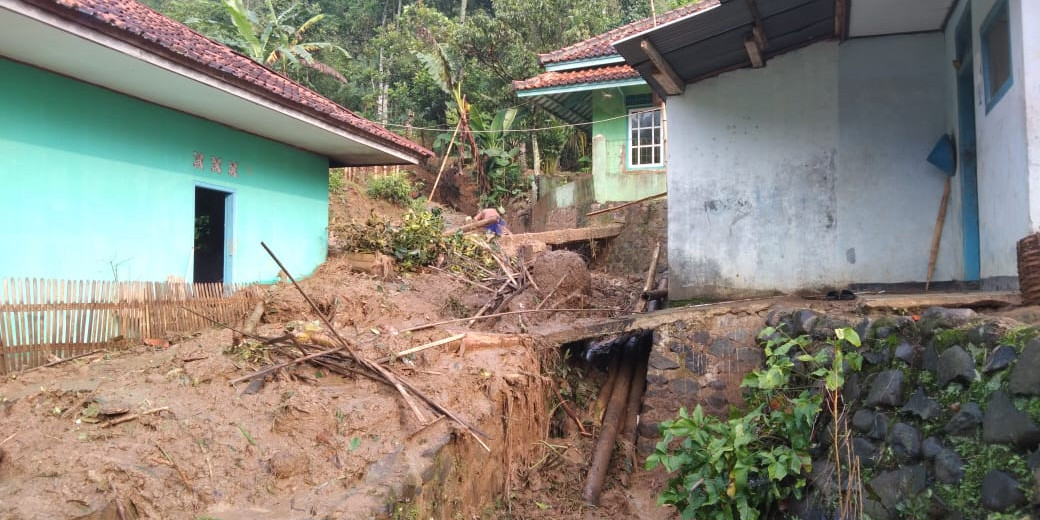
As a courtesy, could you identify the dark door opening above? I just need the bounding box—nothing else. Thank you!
[194,186,231,283]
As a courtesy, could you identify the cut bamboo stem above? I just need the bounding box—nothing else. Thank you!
[583,350,635,505]
[378,334,465,364]
[585,192,666,217]
[635,242,661,313]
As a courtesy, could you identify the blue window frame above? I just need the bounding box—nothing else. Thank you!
[981,0,1012,112]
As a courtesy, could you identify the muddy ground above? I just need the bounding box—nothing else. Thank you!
[0,178,670,519]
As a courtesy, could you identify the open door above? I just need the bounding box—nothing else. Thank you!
[193,186,234,283]
[955,9,980,281]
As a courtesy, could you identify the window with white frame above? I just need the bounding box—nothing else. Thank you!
[628,107,663,168]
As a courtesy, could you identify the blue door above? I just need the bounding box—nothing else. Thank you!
[956,12,981,281]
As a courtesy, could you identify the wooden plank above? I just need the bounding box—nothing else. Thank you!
[498,224,623,250]
[640,38,684,95]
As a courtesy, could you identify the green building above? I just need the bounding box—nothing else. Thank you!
[0,0,430,284]
[513,6,708,204]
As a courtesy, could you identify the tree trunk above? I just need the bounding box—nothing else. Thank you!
[460,0,467,22]
[532,132,541,176]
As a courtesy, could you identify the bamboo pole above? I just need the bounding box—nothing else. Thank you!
[585,192,667,217]
[583,350,635,505]
[429,121,462,204]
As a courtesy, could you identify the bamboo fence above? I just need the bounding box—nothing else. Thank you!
[0,278,263,374]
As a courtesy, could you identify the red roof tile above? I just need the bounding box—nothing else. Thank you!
[513,64,641,91]
[538,1,719,65]
[21,0,432,160]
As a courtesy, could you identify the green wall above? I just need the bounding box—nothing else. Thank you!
[589,84,668,203]
[0,58,329,283]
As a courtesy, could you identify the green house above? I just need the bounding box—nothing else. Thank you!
[0,0,430,284]
[513,4,709,204]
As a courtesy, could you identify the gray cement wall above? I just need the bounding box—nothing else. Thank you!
[667,35,953,299]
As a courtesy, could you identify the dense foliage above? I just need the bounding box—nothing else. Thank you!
[647,327,863,520]
[150,0,701,196]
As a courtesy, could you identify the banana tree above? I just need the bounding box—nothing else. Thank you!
[222,0,350,83]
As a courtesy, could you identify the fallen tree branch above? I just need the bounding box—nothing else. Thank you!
[402,307,633,333]
[535,275,568,311]
[100,407,169,428]
[22,349,105,373]
[228,345,344,386]
[378,334,466,364]
[156,442,195,495]
[262,242,429,425]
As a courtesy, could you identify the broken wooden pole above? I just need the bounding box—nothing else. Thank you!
[635,242,661,312]
[443,216,499,235]
[620,346,649,469]
[583,350,636,505]
[640,288,669,301]
[592,352,621,427]
[585,192,667,217]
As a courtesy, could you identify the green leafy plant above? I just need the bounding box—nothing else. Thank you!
[365,172,418,206]
[329,169,346,193]
[221,0,349,82]
[647,327,863,519]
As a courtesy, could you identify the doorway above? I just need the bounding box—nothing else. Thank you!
[194,186,233,283]
[955,9,981,281]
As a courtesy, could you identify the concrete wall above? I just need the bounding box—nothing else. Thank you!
[0,59,329,283]
[668,35,958,299]
[589,84,668,203]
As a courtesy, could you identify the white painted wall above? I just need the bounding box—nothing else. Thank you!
[667,43,841,298]
[668,35,952,298]
[1021,0,1040,234]
[971,0,1031,279]
[837,34,953,285]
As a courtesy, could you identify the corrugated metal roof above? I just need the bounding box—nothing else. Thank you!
[614,0,836,96]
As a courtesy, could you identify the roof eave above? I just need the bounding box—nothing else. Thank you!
[4,0,430,165]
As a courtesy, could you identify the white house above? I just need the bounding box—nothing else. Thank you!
[614,0,1038,299]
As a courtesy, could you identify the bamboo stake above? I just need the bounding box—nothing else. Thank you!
[429,121,461,203]
[635,242,661,313]
[585,192,667,217]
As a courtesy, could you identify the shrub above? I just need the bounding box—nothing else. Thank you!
[647,327,862,519]
[329,169,346,193]
[365,172,418,205]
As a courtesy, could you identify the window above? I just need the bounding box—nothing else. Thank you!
[981,0,1012,111]
[628,107,663,168]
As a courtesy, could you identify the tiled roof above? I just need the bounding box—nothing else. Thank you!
[20,0,432,159]
[538,0,719,65]
[513,64,641,91]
